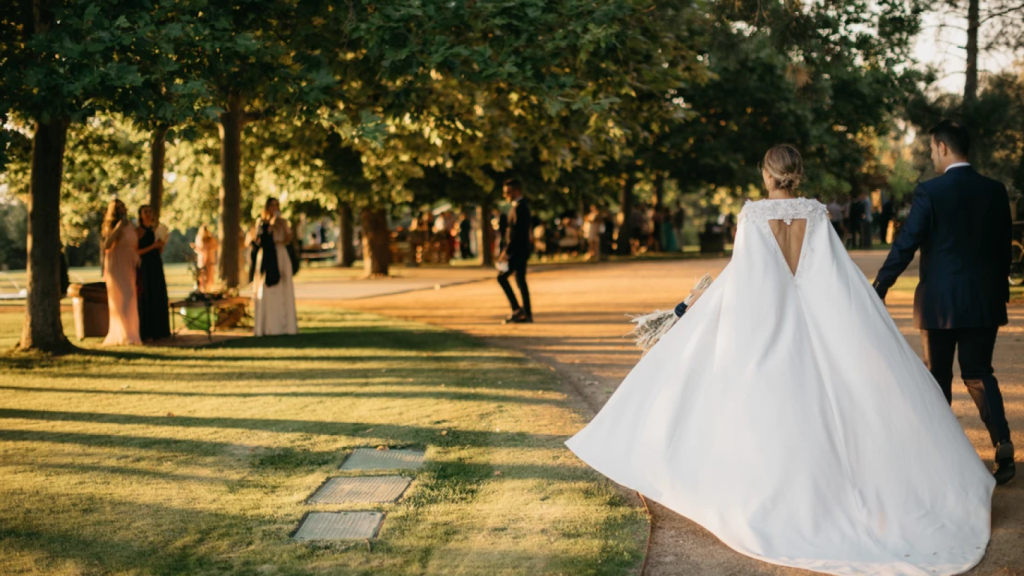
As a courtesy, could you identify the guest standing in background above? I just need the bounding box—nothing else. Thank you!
[859,192,874,249]
[602,210,616,256]
[457,212,474,259]
[497,179,533,323]
[408,210,430,265]
[435,209,457,262]
[879,196,894,244]
[557,216,581,256]
[532,219,548,259]
[640,204,655,252]
[826,197,845,241]
[135,205,170,341]
[101,199,141,346]
[251,197,298,336]
[583,205,603,261]
[671,203,687,252]
[659,205,679,252]
[193,225,219,292]
[847,195,865,249]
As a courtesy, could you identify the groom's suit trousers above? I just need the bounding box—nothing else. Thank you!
[921,327,1010,446]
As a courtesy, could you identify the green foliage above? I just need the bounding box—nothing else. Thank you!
[0,0,938,264]
[906,64,1024,194]
[974,70,1024,194]
[2,0,159,124]
[0,196,28,270]
[660,0,925,198]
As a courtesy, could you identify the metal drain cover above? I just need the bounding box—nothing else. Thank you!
[340,448,426,471]
[308,476,411,504]
[293,511,383,541]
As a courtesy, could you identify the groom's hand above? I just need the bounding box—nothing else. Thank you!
[872,280,888,303]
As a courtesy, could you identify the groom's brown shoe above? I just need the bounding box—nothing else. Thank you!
[502,309,526,324]
[994,441,1015,485]
[503,309,533,324]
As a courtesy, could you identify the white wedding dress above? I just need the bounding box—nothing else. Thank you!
[566,198,995,576]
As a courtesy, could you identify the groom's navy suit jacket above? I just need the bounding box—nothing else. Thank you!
[874,165,1011,330]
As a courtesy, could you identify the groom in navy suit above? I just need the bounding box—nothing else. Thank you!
[873,120,1014,485]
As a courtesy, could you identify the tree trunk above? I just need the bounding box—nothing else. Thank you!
[616,175,635,255]
[336,202,356,267]
[148,125,169,220]
[479,199,495,267]
[218,92,245,289]
[18,119,75,353]
[1014,120,1024,198]
[360,208,391,277]
[964,0,979,108]
[653,173,665,252]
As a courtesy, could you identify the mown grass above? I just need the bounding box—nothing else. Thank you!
[0,263,367,298]
[0,307,646,576]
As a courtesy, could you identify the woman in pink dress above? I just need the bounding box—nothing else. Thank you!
[101,199,141,346]
[193,225,219,292]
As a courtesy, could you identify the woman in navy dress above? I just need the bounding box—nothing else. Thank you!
[136,205,171,341]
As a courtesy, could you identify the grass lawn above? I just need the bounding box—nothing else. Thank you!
[1,264,370,299]
[0,307,646,576]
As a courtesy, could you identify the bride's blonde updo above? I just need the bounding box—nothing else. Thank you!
[761,144,804,193]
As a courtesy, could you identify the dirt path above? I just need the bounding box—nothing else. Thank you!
[340,257,1024,575]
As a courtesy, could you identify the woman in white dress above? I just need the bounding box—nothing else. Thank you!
[251,197,298,336]
[566,145,995,576]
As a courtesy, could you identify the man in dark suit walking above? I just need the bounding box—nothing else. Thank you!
[874,120,1014,485]
[497,179,533,324]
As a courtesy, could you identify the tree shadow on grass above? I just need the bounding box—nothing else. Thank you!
[0,456,616,576]
[0,373,562,403]
[0,417,567,454]
[1,324,487,365]
[221,327,482,353]
[0,498,317,576]
[0,362,550,388]
[28,461,236,484]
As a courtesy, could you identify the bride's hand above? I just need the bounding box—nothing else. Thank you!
[688,287,707,306]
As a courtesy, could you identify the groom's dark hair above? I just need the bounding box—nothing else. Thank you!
[503,178,523,194]
[929,120,970,157]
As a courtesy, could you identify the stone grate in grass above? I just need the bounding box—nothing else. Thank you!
[292,511,383,541]
[340,448,426,471]
[307,476,411,504]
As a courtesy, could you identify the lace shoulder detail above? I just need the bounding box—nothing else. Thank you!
[738,198,828,225]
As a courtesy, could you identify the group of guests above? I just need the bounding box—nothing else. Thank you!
[100,199,171,346]
[496,202,689,262]
[99,196,298,346]
[527,209,607,261]
[405,209,476,261]
[627,202,687,254]
[824,193,901,249]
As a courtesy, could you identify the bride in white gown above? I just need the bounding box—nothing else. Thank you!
[566,145,995,576]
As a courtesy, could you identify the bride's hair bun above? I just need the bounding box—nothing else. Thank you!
[762,145,804,192]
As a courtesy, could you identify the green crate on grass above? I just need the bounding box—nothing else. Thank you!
[178,305,215,332]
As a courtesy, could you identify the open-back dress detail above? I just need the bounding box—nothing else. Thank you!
[566,197,995,576]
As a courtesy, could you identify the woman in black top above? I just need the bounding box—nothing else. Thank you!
[136,205,171,341]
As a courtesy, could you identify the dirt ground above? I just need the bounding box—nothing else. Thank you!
[341,254,1024,576]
